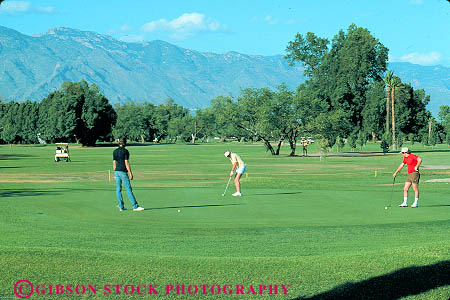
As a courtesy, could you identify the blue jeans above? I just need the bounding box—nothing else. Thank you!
[115,171,139,209]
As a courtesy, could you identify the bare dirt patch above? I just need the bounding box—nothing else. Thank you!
[421,165,450,169]
[424,178,450,183]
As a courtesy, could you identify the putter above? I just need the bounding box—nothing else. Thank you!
[222,176,232,196]
[387,176,396,208]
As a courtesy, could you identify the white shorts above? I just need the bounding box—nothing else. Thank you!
[236,165,246,174]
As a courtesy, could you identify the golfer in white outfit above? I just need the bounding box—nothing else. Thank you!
[224,151,246,196]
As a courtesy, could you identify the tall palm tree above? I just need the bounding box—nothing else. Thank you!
[384,71,394,135]
[391,77,401,150]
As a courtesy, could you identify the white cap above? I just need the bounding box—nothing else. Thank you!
[224,151,230,157]
[400,147,409,153]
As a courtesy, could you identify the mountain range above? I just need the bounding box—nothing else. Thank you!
[0,26,448,115]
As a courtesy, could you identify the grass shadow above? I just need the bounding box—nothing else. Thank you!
[0,154,34,160]
[424,204,450,208]
[0,189,64,198]
[95,143,173,148]
[412,149,450,154]
[251,192,302,196]
[147,204,242,210]
[292,260,450,300]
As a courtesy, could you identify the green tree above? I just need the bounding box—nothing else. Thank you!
[112,102,147,142]
[336,136,345,152]
[380,140,389,155]
[285,32,329,77]
[362,80,386,141]
[408,133,415,145]
[271,84,300,155]
[209,96,241,141]
[236,88,279,154]
[347,133,357,152]
[0,102,20,144]
[381,132,391,154]
[438,105,450,145]
[286,24,389,143]
[38,80,116,146]
[393,84,431,139]
[390,76,402,150]
[357,131,366,150]
[384,71,394,134]
[421,132,429,146]
[141,102,157,142]
[186,108,216,144]
[152,99,189,142]
[397,131,406,148]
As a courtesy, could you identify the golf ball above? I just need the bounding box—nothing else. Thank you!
[177,209,181,213]
[384,206,388,210]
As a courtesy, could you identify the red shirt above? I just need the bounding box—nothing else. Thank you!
[403,154,419,174]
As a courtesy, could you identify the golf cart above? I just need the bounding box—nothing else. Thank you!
[55,143,71,162]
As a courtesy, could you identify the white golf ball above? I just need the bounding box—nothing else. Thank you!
[384,206,388,210]
[177,209,181,213]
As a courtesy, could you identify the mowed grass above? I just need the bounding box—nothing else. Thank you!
[0,142,449,300]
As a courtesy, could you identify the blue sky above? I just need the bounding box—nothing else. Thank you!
[1,0,449,66]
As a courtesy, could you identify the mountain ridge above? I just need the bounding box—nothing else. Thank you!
[0,26,448,114]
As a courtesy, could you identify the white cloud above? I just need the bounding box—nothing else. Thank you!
[0,1,30,13]
[141,13,227,39]
[120,24,133,32]
[36,6,55,13]
[264,16,278,25]
[284,19,296,25]
[400,52,442,65]
[0,1,55,14]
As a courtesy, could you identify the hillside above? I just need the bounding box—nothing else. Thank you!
[0,26,304,108]
[0,26,448,114]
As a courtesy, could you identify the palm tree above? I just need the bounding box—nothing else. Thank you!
[391,77,401,151]
[384,71,394,134]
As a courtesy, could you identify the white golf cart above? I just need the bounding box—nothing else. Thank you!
[54,143,71,162]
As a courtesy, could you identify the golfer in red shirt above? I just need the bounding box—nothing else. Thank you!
[393,147,422,207]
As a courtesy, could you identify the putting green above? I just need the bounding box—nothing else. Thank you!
[1,143,449,299]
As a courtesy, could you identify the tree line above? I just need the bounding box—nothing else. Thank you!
[1,25,449,154]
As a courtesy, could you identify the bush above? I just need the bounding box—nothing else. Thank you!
[381,132,390,155]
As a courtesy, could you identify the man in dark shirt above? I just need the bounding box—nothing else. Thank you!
[113,137,144,211]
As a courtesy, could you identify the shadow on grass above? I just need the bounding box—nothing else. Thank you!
[94,143,173,148]
[412,149,450,154]
[0,166,21,169]
[251,192,302,196]
[147,204,242,210]
[292,260,450,300]
[0,189,63,198]
[0,154,34,160]
[424,204,450,208]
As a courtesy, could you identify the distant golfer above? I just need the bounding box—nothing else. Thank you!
[224,150,246,196]
[393,147,422,208]
[113,137,144,211]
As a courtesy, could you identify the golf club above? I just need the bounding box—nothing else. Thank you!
[222,176,232,196]
[387,176,396,209]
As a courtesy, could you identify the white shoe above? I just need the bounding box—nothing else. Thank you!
[116,205,127,211]
[411,202,418,208]
[232,192,242,196]
[133,207,145,211]
[399,203,408,207]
